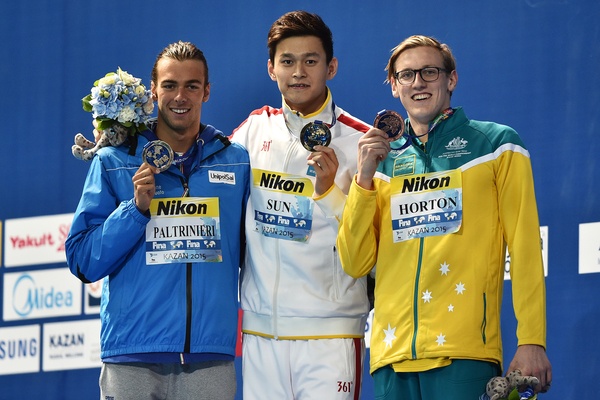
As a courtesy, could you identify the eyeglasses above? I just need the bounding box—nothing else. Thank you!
[394,67,448,85]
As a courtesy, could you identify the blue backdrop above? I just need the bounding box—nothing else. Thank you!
[1,0,599,399]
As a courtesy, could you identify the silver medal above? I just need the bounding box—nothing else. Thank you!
[142,140,174,172]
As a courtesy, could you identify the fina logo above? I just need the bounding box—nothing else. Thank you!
[12,273,74,317]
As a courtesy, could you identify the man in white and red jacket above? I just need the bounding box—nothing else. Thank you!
[230,10,371,400]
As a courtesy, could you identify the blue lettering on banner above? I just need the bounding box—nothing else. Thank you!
[12,274,74,317]
[49,333,84,348]
[0,338,38,359]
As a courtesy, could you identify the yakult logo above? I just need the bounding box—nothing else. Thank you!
[3,213,73,268]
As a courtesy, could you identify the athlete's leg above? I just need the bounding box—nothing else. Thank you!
[372,365,421,400]
[292,338,365,400]
[419,359,500,399]
[242,334,294,400]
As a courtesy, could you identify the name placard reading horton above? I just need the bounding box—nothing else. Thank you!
[390,169,463,242]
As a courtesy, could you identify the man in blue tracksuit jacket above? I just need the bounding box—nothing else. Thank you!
[65,41,250,400]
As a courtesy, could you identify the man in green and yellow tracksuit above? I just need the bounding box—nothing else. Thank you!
[337,35,552,400]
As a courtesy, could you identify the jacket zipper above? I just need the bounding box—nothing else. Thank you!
[412,140,431,359]
[177,137,231,361]
[411,237,425,359]
[271,140,298,339]
[333,245,339,299]
[181,175,192,360]
[272,240,281,339]
[183,260,192,359]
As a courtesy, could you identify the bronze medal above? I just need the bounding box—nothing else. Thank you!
[374,109,405,141]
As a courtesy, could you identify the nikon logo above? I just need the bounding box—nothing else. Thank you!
[402,175,450,193]
[156,200,208,216]
[259,173,305,193]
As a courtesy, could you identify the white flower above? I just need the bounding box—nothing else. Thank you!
[97,74,118,87]
[118,106,137,123]
[118,68,138,86]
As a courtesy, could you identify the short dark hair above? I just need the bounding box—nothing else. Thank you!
[151,41,209,85]
[267,11,334,64]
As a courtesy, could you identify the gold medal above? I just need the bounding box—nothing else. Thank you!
[300,121,332,152]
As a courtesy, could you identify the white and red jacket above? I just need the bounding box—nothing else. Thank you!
[231,90,370,339]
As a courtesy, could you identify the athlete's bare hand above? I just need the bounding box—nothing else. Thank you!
[308,145,339,197]
[356,128,390,190]
[506,345,552,394]
[132,163,159,212]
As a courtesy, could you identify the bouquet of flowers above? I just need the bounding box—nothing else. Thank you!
[72,67,155,161]
[82,67,154,133]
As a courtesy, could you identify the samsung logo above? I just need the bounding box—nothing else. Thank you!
[0,338,38,360]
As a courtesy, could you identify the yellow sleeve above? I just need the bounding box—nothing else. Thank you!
[337,176,380,279]
[498,150,547,348]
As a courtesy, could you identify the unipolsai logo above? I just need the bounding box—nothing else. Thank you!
[209,170,236,185]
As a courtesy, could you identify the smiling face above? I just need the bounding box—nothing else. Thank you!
[267,35,337,116]
[391,46,457,136]
[151,58,210,151]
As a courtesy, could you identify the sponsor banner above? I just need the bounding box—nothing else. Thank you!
[0,325,40,375]
[4,213,73,268]
[579,221,600,274]
[43,319,101,371]
[504,226,548,280]
[3,268,82,321]
[84,281,102,315]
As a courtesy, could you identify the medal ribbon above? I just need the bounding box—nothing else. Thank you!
[140,124,220,176]
[397,107,456,150]
[426,107,456,134]
[304,100,337,128]
[290,100,337,133]
[313,100,337,128]
[408,107,456,139]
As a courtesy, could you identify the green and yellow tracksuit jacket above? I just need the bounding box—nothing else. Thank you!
[338,107,546,374]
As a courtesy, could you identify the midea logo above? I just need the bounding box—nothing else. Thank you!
[12,274,74,317]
